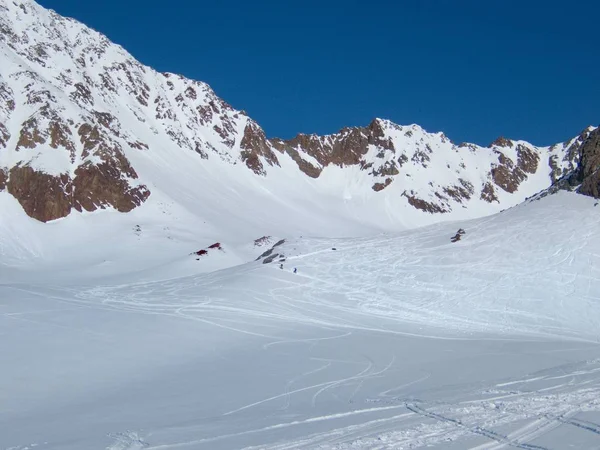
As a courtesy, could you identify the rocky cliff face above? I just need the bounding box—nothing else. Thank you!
[271,119,595,214]
[545,128,600,198]
[0,0,596,223]
[577,129,600,198]
[0,0,260,221]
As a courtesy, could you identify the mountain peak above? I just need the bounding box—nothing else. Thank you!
[489,136,514,148]
[0,0,594,225]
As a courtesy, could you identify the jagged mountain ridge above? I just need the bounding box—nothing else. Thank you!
[0,0,597,224]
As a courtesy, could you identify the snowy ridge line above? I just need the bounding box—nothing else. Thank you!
[0,0,598,232]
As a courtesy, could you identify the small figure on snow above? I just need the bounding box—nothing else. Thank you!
[279,263,283,269]
[293,267,297,274]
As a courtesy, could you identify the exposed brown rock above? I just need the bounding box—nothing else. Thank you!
[272,141,322,178]
[548,154,562,183]
[491,152,526,193]
[26,89,55,105]
[491,165,522,193]
[239,151,263,175]
[99,73,117,93]
[184,86,197,100]
[7,166,71,222]
[271,119,395,178]
[78,123,102,158]
[49,119,75,158]
[128,140,148,150]
[193,141,208,159]
[490,136,513,148]
[16,117,46,149]
[213,125,228,141]
[371,160,399,177]
[575,128,600,198]
[372,177,392,191]
[5,153,150,222]
[71,82,93,106]
[516,144,539,174]
[92,111,117,130]
[458,142,478,151]
[155,95,175,120]
[240,120,280,175]
[411,148,431,167]
[254,236,272,247]
[72,160,150,213]
[397,153,409,167]
[443,178,474,202]
[367,119,395,151]
[0,122,9,148]
[329,128,370,166]
[403,191,447,213]
[278,134,332,167]
[0,168,6,191]
[0,82,16,113]
[480,182,499,203]
[196,102,218,126]
[549,127,592,183]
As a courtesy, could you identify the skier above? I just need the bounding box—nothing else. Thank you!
[293,267,297,274]
[279,263,283,269]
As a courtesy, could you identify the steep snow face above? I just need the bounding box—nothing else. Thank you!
[2,192,600,450]
[0,0,596,228]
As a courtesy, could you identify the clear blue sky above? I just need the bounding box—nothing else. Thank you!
[38,0,599,146]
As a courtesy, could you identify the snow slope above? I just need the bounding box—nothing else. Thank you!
[1,2,600,449]
[1,192,600,449]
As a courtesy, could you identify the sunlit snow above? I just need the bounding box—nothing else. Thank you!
[2,192,600,449]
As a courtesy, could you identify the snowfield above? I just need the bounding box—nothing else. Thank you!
[1,1,599,448]
[2,192,600,449]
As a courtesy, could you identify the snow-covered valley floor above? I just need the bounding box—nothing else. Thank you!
[2,192,600,449]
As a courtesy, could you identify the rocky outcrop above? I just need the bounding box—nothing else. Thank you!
[72,160,149,214]
[272,119,390,172]
[402,191,448,214]
[529,127,600,201]
[371,160,399,177]
[0,122,9,148]
[372,178,392,192]
[577,129,600,197]
[270,119,401,187]
[0,0,596,224]
[443,179,474,202]
[517,144,539,174]
[489,146,539,195]
[7,166,71,222]
[548,129,589,183]
[0,168,7,191]
[16,116,47,150]
[490,137,513,148]
[480,182,500,203]
[4,158,149,223]
[240,120,280,175]
[255,239,286,264]
[491,153,527,193]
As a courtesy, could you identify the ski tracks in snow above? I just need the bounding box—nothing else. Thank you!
[106,431,149,450]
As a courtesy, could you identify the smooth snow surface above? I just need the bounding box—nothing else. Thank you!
[2,192,600,449]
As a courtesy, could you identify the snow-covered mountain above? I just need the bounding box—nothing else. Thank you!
[3,191,600,450]
[3,2,600,448]
[1,0,597,231]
